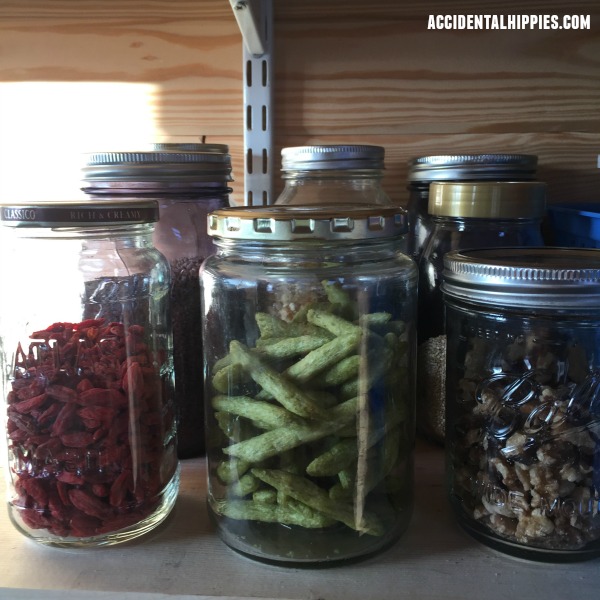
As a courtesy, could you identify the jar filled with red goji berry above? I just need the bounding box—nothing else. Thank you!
[0,200,179,547]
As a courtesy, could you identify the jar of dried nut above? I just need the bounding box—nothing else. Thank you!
[0,200,179,547]
[443,247,600,561]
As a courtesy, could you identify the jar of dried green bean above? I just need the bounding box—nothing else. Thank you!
[200,204,417,564]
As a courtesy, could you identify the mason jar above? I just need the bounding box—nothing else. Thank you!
[200,205,417,564]
[443,247,600,561]
[275,145,393,206]
[406,154,538,262]
[417,181,546,444]
[0,201,179,547]
[82,143,233,458]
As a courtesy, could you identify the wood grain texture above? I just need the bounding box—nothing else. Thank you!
[273,19,600,135]
[0,0,598,206]
[271,133,600,206]
[275,0,600,20]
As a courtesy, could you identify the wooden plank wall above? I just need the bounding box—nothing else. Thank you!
[0,0,598,207]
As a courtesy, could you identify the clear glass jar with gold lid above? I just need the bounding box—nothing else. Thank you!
[443,247,600,561]
[417,181,546,444]
[200,204,416,564]
[406,154,538,262]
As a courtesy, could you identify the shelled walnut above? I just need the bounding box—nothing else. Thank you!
[450,331,600,551]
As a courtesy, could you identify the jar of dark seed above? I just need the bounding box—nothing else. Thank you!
[0,200,179,547]
[200,205,417,564]
[417,181,546,445]
[82,143,233,458]
[443,247,600,561]
[406,154,538,262]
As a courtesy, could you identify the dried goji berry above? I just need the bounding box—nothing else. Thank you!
[69,511,102,537]
[77,388,128,407]
[60,431,95,448]
[68,489,110,520]
[13,393,48,414]
[51,403,79,436]
[5,318,176,540]
[46,384,78,403]
[109,470,133,507]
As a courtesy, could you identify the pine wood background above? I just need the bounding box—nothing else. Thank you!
[0,0,598,207]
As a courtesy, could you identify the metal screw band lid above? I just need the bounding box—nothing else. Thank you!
[0,200,159,227]
[208,204,407,241]
[428,181,546,219]
[281,145,385,172]
[81,143,233,189]
[408,154,538,182]
[442,247,600,308]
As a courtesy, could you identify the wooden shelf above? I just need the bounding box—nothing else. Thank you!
[1,441,599,600]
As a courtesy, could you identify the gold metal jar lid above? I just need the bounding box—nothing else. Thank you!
[428,181,546,219]
[207,204,408,241]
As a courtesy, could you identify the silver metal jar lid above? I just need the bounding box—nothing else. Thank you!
[81,143,233,190]
[281,145,385,172]
[208,204,407,241]
[407,154,538,182]
[442,247,600,308]
[0,200,159,227]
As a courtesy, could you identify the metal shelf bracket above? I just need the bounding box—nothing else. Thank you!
[229,0,274,206]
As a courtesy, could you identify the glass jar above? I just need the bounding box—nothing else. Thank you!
[417,181,546,444]
[442,247,600,561]
[275,145,392,206]
[82,143,233,458]
[200,205,417,564]
[406,154,538,262]
[0,201,179,547]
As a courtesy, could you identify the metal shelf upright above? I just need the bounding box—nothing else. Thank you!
[229,0,274,206]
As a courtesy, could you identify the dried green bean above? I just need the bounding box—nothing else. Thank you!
[212,395,300,430]
[255,334,331,358]
[223,396,358,463]
[251,468,384,536]
[214,498,334,528]
[284,332,361,384]
[229,340,329,421]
